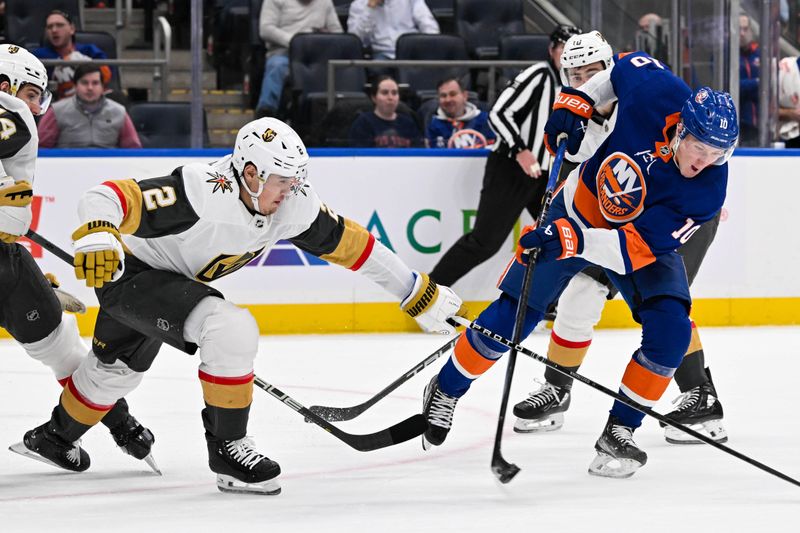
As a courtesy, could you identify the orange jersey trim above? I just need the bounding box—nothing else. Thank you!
[620,223,656,271]
[620,359,672,402]
[454,333,497,376]
[573,172,611,229]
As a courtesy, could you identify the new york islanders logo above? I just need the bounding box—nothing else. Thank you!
[596,152,646,223]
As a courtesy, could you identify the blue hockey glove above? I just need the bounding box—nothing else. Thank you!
[516,218,584,264]
[544,87,595,156]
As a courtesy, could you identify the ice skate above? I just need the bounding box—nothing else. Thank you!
[512,379,571,433]
[660,375,727,444]
[422,374,459,450]
[588,416,647,479]
[108,414,162,475]
[207,435,281,495]
[9,422,90,472]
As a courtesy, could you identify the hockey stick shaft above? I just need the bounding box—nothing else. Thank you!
[451,316,800,488]
[254,376,427,451]
[26,229,74,265]
[309,336,458,422]
[27,231,429,453]
[491,139,568,483]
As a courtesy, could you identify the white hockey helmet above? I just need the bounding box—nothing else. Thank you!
[559,31,614,86]
[0,44,51,115]
[232,117,309,193]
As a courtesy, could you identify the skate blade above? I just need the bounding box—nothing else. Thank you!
[664,419,728,445]
[587,452,643,479]
[216,474,281,495]
[143,453,163,476]
[513,413,564,434]
[8,442,76,472]
[421,434,434,451]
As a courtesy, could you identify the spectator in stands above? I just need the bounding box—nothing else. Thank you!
[38,64,141,149]
[349,75,423,147]
[739,14,760,146]
[426,78,495,148]
[256,0,342,119]
[347,0,439,60]
[32,10,113,101]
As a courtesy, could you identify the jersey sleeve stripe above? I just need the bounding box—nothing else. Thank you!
[319,218,372,269]
[619,223,657,271]
[349,232,375,271]
[103,179,144,234]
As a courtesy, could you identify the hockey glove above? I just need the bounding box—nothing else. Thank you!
[44,273,87,314]
[0,178,33,243]
[72,220,125,289]
[516,218,584,264]
[544,87,594,156]
[401,272,468,335]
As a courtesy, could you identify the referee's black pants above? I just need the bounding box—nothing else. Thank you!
[430,151,547,287]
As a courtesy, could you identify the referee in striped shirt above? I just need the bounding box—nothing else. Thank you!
[430,25,582,287]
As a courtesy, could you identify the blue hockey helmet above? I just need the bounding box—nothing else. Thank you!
[679,87,739,165]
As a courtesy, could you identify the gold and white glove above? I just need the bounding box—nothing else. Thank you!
[401,272,468,335]
[0,178,33,244]
[72,220,125,289]
[44,273,87,314]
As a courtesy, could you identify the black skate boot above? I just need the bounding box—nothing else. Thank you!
[588,415,648,479]
[422,374,459,450]
[108,415,161,474]
[207,434,281,495]
[512,380,571,433]
[659,371,727,444]
[9,422,90,472]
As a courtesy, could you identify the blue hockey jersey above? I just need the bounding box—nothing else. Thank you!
[562,52,728,275]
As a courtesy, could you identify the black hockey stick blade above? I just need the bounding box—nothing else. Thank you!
[309,336,458,422]
[450,316,800,489]
[254,376,427,452]
[492,454,521,484]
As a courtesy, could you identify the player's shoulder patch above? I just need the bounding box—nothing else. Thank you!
[204,170,234,194]
[595,151,647,223]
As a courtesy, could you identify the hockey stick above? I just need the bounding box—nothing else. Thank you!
[254,377,427,451]
[450,316,800,489]
[29,229,429,452]
[26,229,74,265]
[491,139,568,484]
[309,336,459,422]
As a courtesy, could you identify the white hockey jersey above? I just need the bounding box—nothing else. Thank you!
[565,102,618,164]
[0,91,39,183]
[77,155,415,299]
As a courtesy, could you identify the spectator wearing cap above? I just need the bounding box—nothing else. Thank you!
[33,10,113,100]
[429,24,582,287]
[38,64,141,148]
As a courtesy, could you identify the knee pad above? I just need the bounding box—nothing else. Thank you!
[185,297,259,377]
[638,297,692,368]
[71,351,144,407]
[20,314,87,382]
[552,272,609,342]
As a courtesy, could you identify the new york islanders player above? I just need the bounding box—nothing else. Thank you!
[421,50,738,478]
[13,117,467,495]
[513,32,728,446]
[0,44,156,473]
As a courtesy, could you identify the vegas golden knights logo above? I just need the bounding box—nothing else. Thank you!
[196,248,265,282]
[262,128,277,142]
[7,46,19,54]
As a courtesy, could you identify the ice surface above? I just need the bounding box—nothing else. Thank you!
[1,327,798,532]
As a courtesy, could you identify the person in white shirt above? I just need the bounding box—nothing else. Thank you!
[347,0,439,59]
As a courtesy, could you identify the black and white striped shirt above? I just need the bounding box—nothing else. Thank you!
[488,61,560,170]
